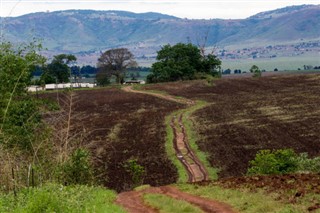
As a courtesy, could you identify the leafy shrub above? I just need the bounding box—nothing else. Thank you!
[123,159,145,187]
[248,149,298,175]
[61,148,94,185]
[295,153,320,173]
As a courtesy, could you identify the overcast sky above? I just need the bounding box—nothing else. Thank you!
[0,0,319,19]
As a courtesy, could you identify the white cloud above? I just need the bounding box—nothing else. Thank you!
[0,0,319,19]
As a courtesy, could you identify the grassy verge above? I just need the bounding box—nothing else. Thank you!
[144,193,203,213]
[177,183,312,213]
[0,183,125,213]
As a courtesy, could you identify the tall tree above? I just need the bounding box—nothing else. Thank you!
[42,54,77,83]
[97,48,137,84]
[147,43,221,83]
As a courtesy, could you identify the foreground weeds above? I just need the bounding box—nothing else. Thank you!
[0,183,125,213]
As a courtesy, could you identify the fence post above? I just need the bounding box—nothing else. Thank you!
[12,167,16,197]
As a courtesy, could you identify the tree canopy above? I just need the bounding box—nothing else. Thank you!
[250,65,261,78]
[97,48,137,84]
[147,43,221,83]
[41,54,77,83]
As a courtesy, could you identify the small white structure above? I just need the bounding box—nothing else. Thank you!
[123,80,146,85]
[28,83,96,92]
[27,86,44,92]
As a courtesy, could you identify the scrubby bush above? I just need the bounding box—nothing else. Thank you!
[247,149,298,175]
[248,149,320,175]
[295,153,320,173]
[60,148,94,185]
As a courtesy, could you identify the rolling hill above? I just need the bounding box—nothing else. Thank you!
[1,5,319,62]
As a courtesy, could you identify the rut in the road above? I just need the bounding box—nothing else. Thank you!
[123,86,209,182]
[117,86,237,213]
[116,185,237,213]
[171,113,209,182]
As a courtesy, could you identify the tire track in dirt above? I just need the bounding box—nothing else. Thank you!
[123,86,208,182]
[116,185,237,213]
[118,86,236,213]
[171,113,209,182]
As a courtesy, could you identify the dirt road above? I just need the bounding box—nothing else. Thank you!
[117,86,236,212]
[116,185,237,213]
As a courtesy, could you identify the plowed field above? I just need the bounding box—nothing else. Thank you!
[143,74,320,178]
[41,88,184,192]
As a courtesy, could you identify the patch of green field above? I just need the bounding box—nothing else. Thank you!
[222,55,320,72]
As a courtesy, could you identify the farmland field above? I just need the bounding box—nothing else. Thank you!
[142,73,320,178]
[41,87,185,192]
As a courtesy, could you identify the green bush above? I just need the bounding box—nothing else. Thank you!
[295,153,320,173]
[61,148,94,185]
[123,158,145,187]
[247,149,298,175]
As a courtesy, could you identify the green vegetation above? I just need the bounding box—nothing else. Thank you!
[147,43,221,83]
[248,149,320,175]
[177,184,299,213]
[97,48,137,84]
[250,65,261,78]
[0,41,45,150]
[123,158,145,187]
[0,183,125,213]
[144,193,203,213]
[41,54,77,83]
[59,148,94,185]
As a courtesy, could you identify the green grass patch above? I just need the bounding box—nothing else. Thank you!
[144,193,204,213]
[177,184,301,213]
[0,183,125,213]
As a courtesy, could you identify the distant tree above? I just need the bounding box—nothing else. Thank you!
[80,65,98,75]
[97,48,137,84]
[223,69,231,75]
[274,68,278,72]
[250,65,261,78]
[71,65,81,82]
[147,43,221,83]
[41,54,77,83]
[96,71,110,86]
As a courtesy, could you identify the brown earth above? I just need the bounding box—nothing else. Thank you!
[123,86,208,182]
[40,87,184,192]
[116,185,237,213]
[143,74,320,178]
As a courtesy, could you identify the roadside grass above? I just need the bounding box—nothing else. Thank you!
[0,183,125,213]
[177,184,302,213]
[143,193,204,213]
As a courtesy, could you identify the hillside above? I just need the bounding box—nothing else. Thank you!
[1,4,319,60]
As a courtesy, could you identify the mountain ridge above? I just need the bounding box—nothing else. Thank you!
[1,4,319,62]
